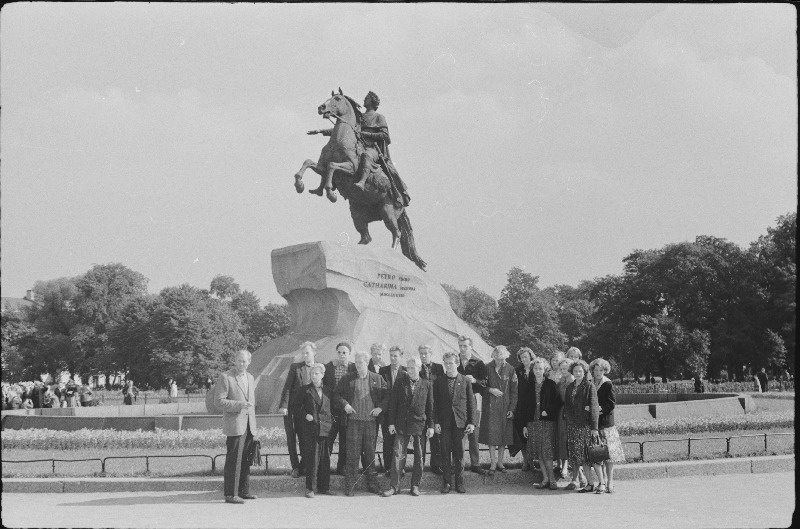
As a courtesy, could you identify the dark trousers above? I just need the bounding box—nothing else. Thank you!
[463,407,481,467]
[283,412,304,471]
[420,431,442,470]
[390,433,423,490]
[328,413,348,472]
[302,433,331,493]
[344,419,379,492]
[380,417,394,471]
[440,425,466,487]
[224,424,253,497]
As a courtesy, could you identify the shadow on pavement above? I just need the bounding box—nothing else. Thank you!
[58,491,247,506]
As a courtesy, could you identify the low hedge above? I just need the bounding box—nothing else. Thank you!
[616,411,794,437]
[2,410,793,450]
[1,426,286,451]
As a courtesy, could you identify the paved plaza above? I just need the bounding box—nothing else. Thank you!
[2,472,795,528]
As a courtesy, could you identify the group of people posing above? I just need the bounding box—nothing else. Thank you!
[274,338,625,499]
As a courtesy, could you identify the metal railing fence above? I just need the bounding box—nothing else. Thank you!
[3,432,794,475]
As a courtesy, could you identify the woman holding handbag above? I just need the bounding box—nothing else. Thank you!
[589,358,626,494]
[563,360,601,493]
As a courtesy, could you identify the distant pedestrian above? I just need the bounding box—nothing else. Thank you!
[756,368,769,393]
[79,383,96,407]
[65,379,79,407]
[122,380,139,405]
[752,373,762,393]
[693,375,705,394]
[169,379,178,398]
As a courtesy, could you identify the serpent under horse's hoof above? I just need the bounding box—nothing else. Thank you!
[326,188,338,203]
[294,174,305,193]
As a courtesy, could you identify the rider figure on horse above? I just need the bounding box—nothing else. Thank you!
[309,91,410,207]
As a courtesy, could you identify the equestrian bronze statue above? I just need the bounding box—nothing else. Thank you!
[293,89,426,271]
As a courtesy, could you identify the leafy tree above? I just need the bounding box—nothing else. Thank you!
[750,212,796,371]
[210,275,241,300]
[71,263,149,380]
[148,284,246,386]
[231,290,291,350]
[492,267,566,361]
[547,282,595,349]
[461,286,497,344]
[246,302,292,350]
[24,277,81,378]
[1,309,38,381]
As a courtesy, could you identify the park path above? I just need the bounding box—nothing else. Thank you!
[2,472,794,529]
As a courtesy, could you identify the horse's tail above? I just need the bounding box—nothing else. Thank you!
[398,211,427,271]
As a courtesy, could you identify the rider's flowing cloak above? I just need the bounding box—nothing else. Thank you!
[361,110,410,207]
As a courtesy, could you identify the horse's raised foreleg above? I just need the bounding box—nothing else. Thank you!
[294,159,317,194]
[379,203,402,249]
[324,161,355,203]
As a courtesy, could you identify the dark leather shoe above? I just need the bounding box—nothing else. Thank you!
[381,488,396,497]
[240,494,257,500]
[305,490,315,498]
[456,484,466,494]
[470,466,485,475]
[410,486,420,496]
[440,484,451,494]
[225,496,244,504]
[290,468,300,478]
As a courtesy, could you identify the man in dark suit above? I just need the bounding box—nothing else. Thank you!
[216,349,258,504]
[418,344,445,474]
[457,335,488,474]
[300,363,339,498]
[433,351,475,494]
[378,345,408,474]
[279,341,317,478]
[324,342,356,474]
[382,356,434,497]
[335,351,389,496]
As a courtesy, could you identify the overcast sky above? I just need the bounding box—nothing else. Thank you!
[2,3,796,304]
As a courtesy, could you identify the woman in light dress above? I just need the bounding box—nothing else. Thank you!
[589,358,626,494]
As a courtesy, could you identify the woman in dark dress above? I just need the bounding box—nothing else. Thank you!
[563,360,600,492]
[514,347,535,470]
[522,357,562,489]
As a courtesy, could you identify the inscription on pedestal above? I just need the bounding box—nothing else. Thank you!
[363,273,417,298]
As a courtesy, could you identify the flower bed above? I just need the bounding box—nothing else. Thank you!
[616,411,794,437]
[1,426,286,451]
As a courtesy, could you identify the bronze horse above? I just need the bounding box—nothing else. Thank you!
[294,89,426,271]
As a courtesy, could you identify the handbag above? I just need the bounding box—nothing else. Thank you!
[247,439,262,466]
[588,441,609,464]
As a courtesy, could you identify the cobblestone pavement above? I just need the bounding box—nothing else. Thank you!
[2,472,795,529]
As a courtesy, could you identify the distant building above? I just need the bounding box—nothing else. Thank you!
[1,289,36,314]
